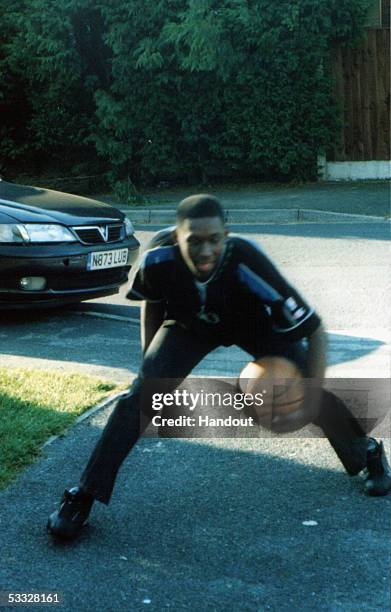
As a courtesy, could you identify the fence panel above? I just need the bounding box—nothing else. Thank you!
[329,28,390,161]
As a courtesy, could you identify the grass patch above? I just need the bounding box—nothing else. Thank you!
[0,368,127,489]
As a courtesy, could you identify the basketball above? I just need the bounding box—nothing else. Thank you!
[238,356,309,432]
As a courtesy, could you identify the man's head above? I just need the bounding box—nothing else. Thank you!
[174,194,228,280]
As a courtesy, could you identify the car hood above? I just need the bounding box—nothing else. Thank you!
[0,180,124,225]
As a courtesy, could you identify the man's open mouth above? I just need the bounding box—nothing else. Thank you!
[196,261,215,273]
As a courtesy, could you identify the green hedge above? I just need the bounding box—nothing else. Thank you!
[1,0,370,184]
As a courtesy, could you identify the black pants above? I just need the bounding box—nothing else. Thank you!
[80,322,369,504]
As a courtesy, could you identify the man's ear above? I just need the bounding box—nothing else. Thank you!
[172,228,178,243]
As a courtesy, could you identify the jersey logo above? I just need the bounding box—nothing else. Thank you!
[197,305,220,324]
[283,297,307,322]
[274,298,314,334]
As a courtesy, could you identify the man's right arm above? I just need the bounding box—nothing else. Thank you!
[140,300,166,355]
[129,226,175,353]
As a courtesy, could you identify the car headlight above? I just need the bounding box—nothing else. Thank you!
[0,223,77,243]
[124,217,135,237]
[0,224,25,243]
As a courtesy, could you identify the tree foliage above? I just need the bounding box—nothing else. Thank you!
[0,0,371,183]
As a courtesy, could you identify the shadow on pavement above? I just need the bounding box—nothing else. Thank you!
[0,429,389,611]
[0,307,385,375]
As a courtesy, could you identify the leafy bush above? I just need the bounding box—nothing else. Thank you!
[1,0,370,182]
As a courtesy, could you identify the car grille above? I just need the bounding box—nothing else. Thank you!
[72,223,124,245]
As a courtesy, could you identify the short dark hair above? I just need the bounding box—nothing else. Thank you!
[176,194,224,224]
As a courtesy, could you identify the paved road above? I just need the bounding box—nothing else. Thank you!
[98,180,390,217]
[0,221,389,611]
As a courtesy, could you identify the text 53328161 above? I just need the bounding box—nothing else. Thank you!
[0,592,62,606]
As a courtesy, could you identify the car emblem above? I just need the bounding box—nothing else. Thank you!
[98,226,109,241]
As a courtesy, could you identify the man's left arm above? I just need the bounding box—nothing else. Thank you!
[306,323,327,381]
[302,323,327,419]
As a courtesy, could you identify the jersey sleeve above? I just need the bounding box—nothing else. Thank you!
[146,226,176,250]
[235,237,321,341]
[126,253,164,302]
[126,227,176,302]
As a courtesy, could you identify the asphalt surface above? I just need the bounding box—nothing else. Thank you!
[99,180,391,217]
[0,216,390,611]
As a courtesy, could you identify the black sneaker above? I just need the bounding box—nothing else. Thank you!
[47,487,94,540]
[364,439,391,496]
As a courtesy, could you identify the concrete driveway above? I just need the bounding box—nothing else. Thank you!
[0,220,389,611]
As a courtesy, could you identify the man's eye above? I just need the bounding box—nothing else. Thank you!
[188,236,222,246]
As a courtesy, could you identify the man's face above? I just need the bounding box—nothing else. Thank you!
[175,216,228,280]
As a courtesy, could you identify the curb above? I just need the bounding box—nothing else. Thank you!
[297,209,386,223]
[121,208,387,224]
[42,389,128,450]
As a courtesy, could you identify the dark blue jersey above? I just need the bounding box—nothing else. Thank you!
[127,228,321,343]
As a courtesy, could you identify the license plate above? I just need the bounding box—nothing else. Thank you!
[87,248,129,270]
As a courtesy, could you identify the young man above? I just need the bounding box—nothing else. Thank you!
[48,194,391,540]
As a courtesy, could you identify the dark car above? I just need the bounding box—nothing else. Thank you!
[0,179,140,308]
